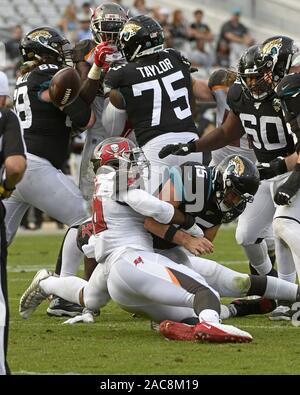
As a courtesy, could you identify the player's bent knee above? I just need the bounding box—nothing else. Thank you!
[235,227,257,246]
[273,217,288,238]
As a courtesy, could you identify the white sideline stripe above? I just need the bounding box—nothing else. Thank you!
[237,325,299,329]
[12,370,91,375]
[6,261,249,274]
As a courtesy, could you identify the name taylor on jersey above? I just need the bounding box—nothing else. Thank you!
[136,58,174,78]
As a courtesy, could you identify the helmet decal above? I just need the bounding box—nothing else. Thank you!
[261,38,282,56]
[28,30,52,43]
[120,23,142,41]
[225,156,245,177]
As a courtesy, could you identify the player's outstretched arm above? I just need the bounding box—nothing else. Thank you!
[158,111,244,158]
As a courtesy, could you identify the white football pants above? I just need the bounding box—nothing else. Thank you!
[4,154,89,244]
[142,132,203,195]
[236,173,300,279]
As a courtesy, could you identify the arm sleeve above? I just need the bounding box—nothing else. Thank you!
[3,110,26,159]
[63,96,92,128]
[102,98,127,137]
[122,189,175,224]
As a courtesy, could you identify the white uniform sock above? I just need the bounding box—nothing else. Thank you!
[199,309,219,323]
[264,276,298,301]
[275,234,297,283]
[40,276,87,305]
[60,228,83,277]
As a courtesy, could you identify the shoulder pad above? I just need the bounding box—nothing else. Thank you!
[276,73,300,98]
[28,64,60,85]
[163,48,191,67]
[227,82,243,102]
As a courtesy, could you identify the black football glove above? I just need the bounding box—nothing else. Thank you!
[158,140,196,159]
[257,157,287,180]
[274,164,300,205]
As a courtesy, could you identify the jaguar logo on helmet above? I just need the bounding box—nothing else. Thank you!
[261,38,282,56]
[121,23,141,41]
[28,30,52,44]
[226,156,245,177]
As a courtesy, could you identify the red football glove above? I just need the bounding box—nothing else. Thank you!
[93,42,115,72]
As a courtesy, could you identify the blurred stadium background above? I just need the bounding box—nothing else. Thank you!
[1,0,300,92]
[1,0,300,229]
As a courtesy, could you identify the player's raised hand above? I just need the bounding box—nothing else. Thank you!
[93,42,115,72]
[158,140,196,159]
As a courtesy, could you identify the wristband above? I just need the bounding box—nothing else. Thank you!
[182,214,195,230]
[164,225,178,242]
[88,64,102,80]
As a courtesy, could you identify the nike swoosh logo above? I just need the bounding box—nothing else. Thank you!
[202,324,212,329]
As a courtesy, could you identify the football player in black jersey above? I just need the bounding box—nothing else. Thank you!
[4,28,95,311]
[72,2,128,202]
[102,15,204,194]
[159,36,300,286]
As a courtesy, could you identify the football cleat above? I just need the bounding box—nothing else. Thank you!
[47,296,83,317]
[159,320,196,341]
[229,297,277,317]
[19,269,52,319]
[159,320,253,343]
[195,322,253,343]
[269,305,293,321]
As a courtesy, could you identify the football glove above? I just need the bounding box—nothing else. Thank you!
[93,42,115,72]
[274,164,300,205]
[158,140,196,159]
[257,157,287,180]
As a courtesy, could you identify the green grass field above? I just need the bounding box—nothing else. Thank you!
[7,227,300,375]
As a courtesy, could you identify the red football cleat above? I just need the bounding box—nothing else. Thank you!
[159,320,196,341]
[195,322,253,343]
[159,320,253,343]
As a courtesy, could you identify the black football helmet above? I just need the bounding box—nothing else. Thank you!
[20,27,73,66]
[91,3,128,44]
[118,15,164,61]
[213,155,260,223]
[238,36,297,101]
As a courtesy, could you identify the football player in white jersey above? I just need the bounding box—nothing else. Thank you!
[19,137,255,343]
[19,138,300,340]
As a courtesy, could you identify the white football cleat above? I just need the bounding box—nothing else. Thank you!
[19,269,52,319]
[195,321,253,343]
